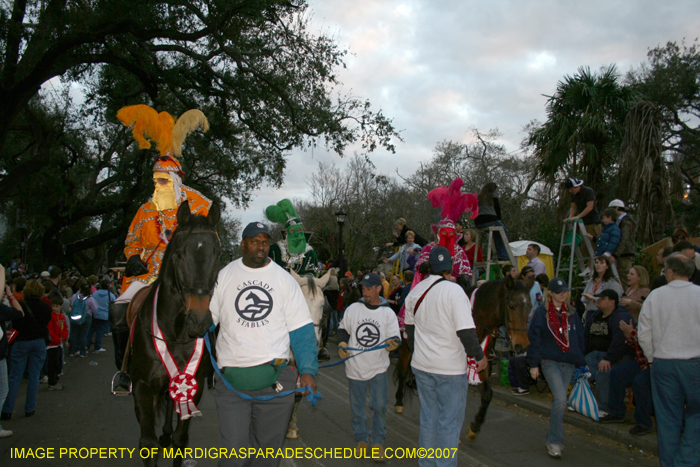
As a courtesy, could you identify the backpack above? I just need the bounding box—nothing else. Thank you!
[70,295,88,325]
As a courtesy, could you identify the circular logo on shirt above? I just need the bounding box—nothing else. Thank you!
[355,322,380,348]
[235,286,273,322]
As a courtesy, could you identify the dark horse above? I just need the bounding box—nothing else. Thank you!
[393,276,531,441]
[127,201,220,467]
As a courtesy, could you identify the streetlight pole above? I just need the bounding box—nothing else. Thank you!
[335,209,347,277]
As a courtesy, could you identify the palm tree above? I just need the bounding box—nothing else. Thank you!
[528,65,636,194]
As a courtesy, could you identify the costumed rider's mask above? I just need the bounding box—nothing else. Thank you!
[152,173,178,211]
[285,219,307,254]
[437,226,456,256]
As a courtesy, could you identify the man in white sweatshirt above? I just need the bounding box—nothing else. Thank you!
[638,252,700,467]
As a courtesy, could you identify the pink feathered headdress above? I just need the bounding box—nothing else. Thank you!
[428,178,479,228]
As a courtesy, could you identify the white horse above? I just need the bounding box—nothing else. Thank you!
[286,269,330,439]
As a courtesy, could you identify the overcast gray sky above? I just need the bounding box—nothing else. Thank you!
[229,0,700,230]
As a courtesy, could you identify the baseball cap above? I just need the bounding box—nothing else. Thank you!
[608,199,625,209]
[563,178,584,189]
[241,222,270,240]
[40,271,50,279]
[594,288,620,304]
[429,246,452,272]
[548,277,569,294]
[359,273,382,288]
[344,271,354,277]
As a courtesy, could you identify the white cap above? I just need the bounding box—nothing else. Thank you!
[40,271,50,278]
[608,199,625,209]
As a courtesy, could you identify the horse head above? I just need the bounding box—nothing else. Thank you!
[160,200,221,338]
[503,275,531,354]
[290,269,331,349]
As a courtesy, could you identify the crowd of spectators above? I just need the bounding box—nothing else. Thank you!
[0,265,119,438]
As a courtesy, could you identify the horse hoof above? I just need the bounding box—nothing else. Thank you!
[394,406,403,414]
[286,429,300,439]
[465,428,478,441]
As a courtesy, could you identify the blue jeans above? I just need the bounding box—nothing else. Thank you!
[608,362,652,428]
[85,317,109,351]
[70,314,92,356]
[586,351,632,412]
[413,368,468,467]
[329,310,340,335]
[348,372,388,446]
[541,360,576,446]
[2,339,47,414]
[651,358,700,467]
[0,359,8,430]
[475,220,509,260]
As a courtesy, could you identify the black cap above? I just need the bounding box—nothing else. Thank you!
[359,273,382,288]
[242,222,270,240]
[429,246,452,272]
[548,277,569,294]
[594,288,619,305]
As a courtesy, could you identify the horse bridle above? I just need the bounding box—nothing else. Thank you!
[472,296,528,346]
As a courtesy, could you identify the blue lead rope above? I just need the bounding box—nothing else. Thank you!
[318,335,400,369]
[204,332,322,406]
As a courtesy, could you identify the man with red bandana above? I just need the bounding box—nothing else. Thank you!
[109,105,211,394]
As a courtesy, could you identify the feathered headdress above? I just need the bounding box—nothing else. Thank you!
[117,105,209,177]
[428,178,479,231]
[265,199,302,229]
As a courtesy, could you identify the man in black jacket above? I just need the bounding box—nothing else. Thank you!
[583,289,635,414]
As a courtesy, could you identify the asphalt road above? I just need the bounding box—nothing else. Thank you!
[0,337,658,467]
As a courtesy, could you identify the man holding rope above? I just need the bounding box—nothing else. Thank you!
[210,222,318,467]
[337,273,400,460]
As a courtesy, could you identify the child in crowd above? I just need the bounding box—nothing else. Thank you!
[593,208,621,259]
[47,295,69,390]
[337,273,400,460]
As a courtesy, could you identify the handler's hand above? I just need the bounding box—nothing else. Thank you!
[530,367,540,380]
[338,342,351,359]
[619,319,635,338]
[383,258,390,263]
[476,356,488,373]
[299,373,317,396]
[598,359,611,372]
[386,338,400,352]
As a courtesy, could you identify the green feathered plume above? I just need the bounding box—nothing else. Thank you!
[265,199,298,225]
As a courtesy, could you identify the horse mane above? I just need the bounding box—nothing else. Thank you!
[304,275,318,299]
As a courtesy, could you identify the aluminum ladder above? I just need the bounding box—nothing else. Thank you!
[471,226,516,285]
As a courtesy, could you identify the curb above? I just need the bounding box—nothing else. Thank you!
[490,385,659,455]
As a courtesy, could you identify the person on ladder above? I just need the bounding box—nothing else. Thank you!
[562,178,601,277]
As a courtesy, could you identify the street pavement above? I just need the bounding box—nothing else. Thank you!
[1,337,658,467]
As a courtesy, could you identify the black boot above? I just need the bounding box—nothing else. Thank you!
[111,372,132,395]
[109,302,130,371]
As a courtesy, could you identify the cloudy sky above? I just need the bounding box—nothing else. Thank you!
[229,0,700,229]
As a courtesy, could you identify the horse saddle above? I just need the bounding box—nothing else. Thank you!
[127,285,153,331]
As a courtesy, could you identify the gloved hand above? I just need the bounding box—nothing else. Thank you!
[338,342,351,359]
[125,254,149,277]
[386,338,400,351]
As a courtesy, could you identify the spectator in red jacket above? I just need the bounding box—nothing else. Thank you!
[46,295,69,391]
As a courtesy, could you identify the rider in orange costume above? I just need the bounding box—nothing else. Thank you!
[110,105,211,394]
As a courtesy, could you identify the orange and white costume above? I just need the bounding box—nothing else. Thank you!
[115,105,211,302]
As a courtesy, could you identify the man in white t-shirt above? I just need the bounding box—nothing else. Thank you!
[337,273,400,460]
[210,222,319,467]
[404,247,487,467]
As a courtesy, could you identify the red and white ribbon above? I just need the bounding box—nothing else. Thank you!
[151,285,204,420]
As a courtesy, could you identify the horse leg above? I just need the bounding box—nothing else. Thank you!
[170,417,192,467]
[159,398,174,448]
[394,340,411,414]
[134,383,161,467]
[466,380,493,441]
[286,392,303,439]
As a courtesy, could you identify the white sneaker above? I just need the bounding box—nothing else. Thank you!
[95,348,106,352]
[40,376,48,384]
[0,429,13,438]
[598,410,608,418]
[578,267,591,277]
[546,442,562,458]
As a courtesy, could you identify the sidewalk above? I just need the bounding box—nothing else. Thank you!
[489,381,659,455]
